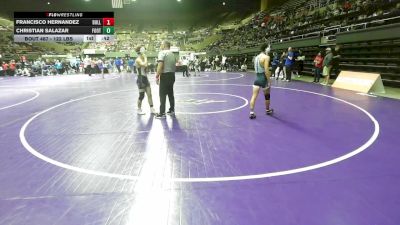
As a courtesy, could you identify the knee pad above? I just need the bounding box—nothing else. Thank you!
[139,92,145,101]
[265,93,271,100]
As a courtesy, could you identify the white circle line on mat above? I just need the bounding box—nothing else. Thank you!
[19,84,379,183]
[0,89,40,111]
[176,73,244,82]
[0,74,121,88]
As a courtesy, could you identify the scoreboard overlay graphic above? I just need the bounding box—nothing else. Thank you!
[14,12,115,43]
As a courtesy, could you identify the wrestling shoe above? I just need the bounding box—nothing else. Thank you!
[155,113,166,119]
[150,107,156,114]
[137,108,145,115]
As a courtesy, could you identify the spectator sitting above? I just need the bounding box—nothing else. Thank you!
[240,63,247,72]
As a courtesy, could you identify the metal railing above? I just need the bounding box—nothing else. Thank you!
[321,15,400,37]
[270,31,321,44]
[268,15,400,45]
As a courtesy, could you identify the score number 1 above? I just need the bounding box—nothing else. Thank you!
[103,18,115,26]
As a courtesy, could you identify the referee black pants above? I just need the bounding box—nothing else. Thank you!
[159,72,175,114]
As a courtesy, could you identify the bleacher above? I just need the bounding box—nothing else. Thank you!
[0,0,399,87]
[206,0,400,87]
[339,40,400,87]
[293,39,400,87]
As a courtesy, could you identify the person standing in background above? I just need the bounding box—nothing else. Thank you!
[313,52,323,83]
[114,57,122,73]
[332,45,341,78]
[97,58,104,79]
[9,60,16,76]
[322,48,333,85]
[221,55,227,72]
[271,52,279,78]
[284,47,295,82]
[295,50,305,77]
[128,57,135,74]
[276,51,286,80]
[0,62,3,77]
[90,58,96,76]
[181,56,189,77]
[214,55,220,71]
[193,55,200,76]
[55,60,63,75]
[83,55,92,76]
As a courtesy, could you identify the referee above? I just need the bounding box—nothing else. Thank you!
[155,41,177,119]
